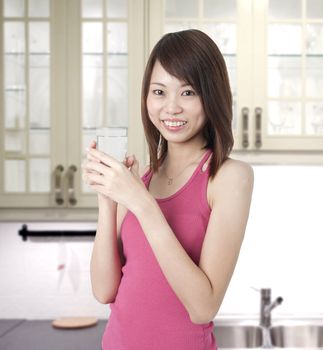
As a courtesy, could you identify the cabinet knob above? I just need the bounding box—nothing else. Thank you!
[54,165,64,205]
[242,107,249,148]
[255,107,262,149]
[67,165,77,206]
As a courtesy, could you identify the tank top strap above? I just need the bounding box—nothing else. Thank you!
[141,166,153,184]
[198,149,213,173]
[141,149,212,184]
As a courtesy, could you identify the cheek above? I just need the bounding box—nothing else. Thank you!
[146,98,160,121]
[146,105,158,127]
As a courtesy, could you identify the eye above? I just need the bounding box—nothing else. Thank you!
[152,89,164,96]
[182,90,196,96]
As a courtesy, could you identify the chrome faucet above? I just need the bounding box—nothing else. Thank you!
[260,288,283,328]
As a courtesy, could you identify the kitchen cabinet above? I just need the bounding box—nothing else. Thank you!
[1,0,323,211]
[0,0,146,208]
[149,0,323,155]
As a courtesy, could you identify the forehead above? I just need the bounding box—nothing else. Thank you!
[150,60,187,85]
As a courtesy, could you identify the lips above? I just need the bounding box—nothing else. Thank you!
[162,119,187,132]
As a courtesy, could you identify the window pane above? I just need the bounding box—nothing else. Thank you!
[165,0,198,18]
[107,0,128,18]
[224,55,237,99]
[164,22,199,33]
[268,0,301,19]
[107,55,128,127]
[107,22,127,54]
[306,103,323,135]
[5,53,25,90]
[82,0,103,18]
[29,0,49,17]
[5,160,26,192]
[306,24,323,55]
[82,22,103,53]
[5,90,26,128]
[29,22,50,53]
[202,23,236,55]
[4,0,24,17]
[82,55,103,128]
[4,22,25,53]
[204,0,236,18]
[307,0,323,19]
[29,129,50,155]
[268,24,302,55]
[268,57,302,98]
[268,101,302,135]
[5,131,25,153]
[29,158,50,192]
[306,57,323,98]
[29,55,50,128]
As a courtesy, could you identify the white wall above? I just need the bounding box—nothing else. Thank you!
[1,165,323,320]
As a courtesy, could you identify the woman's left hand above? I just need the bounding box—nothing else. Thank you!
[83,148,151,213]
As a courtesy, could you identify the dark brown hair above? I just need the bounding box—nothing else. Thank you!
[141,29,234,179]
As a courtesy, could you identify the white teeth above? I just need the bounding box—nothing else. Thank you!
[163,120,187,127]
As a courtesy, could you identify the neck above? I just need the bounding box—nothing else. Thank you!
[161,141,208,176]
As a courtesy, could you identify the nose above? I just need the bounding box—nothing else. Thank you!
[164,95,183,116]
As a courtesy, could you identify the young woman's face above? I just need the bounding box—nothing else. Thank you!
[146,61,207,146]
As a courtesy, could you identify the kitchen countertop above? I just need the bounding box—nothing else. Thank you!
[0,319,106,350]
[1,316,322,350]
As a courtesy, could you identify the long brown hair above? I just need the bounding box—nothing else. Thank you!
[141,29,234,179]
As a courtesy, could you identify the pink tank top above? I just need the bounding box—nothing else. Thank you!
[102,149,217,350]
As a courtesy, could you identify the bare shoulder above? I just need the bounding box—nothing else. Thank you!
[207,158,254,208]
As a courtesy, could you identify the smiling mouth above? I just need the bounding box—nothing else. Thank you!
[162,120,187,127]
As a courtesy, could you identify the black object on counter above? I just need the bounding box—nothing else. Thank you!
[18,224,95,241]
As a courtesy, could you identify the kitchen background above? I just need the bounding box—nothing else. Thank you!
[1,0,323,324]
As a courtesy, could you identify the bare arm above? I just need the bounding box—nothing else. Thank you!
[90,196,126,304]
[83,140,126,304]
[134,159,254,324]
[88,157,149,304]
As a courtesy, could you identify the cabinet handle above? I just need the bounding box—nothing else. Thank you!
[255,107,262,149]
[242,107,249,148]
[67,165,77,206]
[54,165,64,205]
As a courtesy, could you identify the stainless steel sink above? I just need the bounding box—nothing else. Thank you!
[270,324,323,348]
[214,325,263,348]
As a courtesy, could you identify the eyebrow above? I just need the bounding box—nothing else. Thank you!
[150,82,192,87]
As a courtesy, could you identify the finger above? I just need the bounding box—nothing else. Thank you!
[88,148,122,168]
[82,160,100,174]
[123,155,134,168]
[90,139,97,149]
[130,156,140,179]
[84,160,109,175]
[86,147,101,162]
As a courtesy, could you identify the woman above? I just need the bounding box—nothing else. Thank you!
[83,29,254,350]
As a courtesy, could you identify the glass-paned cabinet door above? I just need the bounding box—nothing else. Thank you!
[256,0,323,150]
[0,0,137,208]
[77,0,129,206]
[0,0,52,206]
[150,0,250,150]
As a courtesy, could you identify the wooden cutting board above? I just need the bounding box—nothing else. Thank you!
[52,317,98,329]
